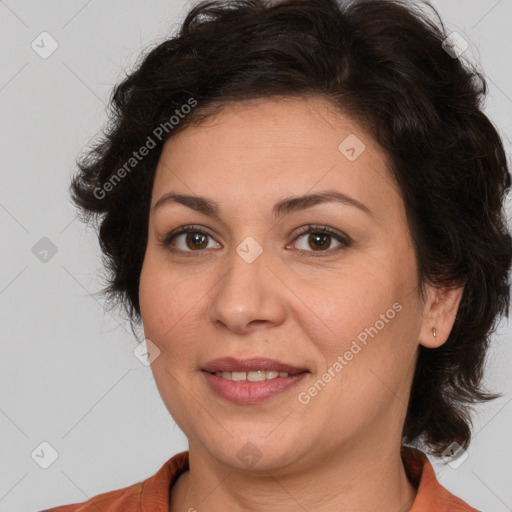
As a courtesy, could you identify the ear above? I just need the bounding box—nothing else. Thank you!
[418,283,464,349]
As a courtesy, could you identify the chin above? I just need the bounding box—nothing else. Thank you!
[199,431,311,473]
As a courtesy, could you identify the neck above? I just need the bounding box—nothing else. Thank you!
[170,438,417,512]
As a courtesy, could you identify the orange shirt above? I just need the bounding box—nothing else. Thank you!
[41,447,478,511]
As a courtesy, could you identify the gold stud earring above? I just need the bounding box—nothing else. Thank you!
[432,326,437,337]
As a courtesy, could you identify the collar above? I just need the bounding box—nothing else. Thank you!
[140,447,477,511]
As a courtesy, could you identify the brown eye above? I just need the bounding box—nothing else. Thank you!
[291,225,351,254]
[162,225,221,253]
[307,233,332,251]
[161,224,350,256]
[184,232,209,250]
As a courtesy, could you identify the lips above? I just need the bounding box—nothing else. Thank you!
[201,357,309,375]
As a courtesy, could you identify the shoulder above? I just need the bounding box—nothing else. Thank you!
[401,446,480,512]
[39,482,143,512]
[39,451,189,512]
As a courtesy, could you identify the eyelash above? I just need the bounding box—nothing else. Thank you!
[160,224,352,257]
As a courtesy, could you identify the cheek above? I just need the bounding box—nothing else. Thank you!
[139,254,206,357]
[138,257,209,426]
[297,256,420,389]
[297,263,399,354]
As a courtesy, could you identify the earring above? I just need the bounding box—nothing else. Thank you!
[432,326,437,337]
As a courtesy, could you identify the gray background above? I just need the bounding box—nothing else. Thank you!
[0,1,511,511]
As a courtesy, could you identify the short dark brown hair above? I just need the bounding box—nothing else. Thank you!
[70,0,512,457]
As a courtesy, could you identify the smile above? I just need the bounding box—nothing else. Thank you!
[202,370,308,403]
[212,370,297,381]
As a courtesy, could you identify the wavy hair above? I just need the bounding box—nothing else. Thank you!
[69,0,512,457]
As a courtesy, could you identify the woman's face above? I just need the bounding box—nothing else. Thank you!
[139,96,430,472]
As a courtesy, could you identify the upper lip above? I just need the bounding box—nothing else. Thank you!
[202,357,309,374]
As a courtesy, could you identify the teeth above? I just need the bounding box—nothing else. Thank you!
[214,370,288,381]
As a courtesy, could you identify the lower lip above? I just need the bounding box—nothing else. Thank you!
[202,371,308,403]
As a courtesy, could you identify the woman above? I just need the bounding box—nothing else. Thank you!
[42,0,512,510]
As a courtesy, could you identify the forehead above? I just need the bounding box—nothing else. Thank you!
[151,96,399,218]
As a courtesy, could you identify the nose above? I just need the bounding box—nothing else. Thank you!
[208,242,288,335]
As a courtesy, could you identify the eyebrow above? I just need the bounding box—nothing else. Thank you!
[152,190,372,219]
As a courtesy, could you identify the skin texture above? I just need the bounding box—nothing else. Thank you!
[138,96,463,512]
